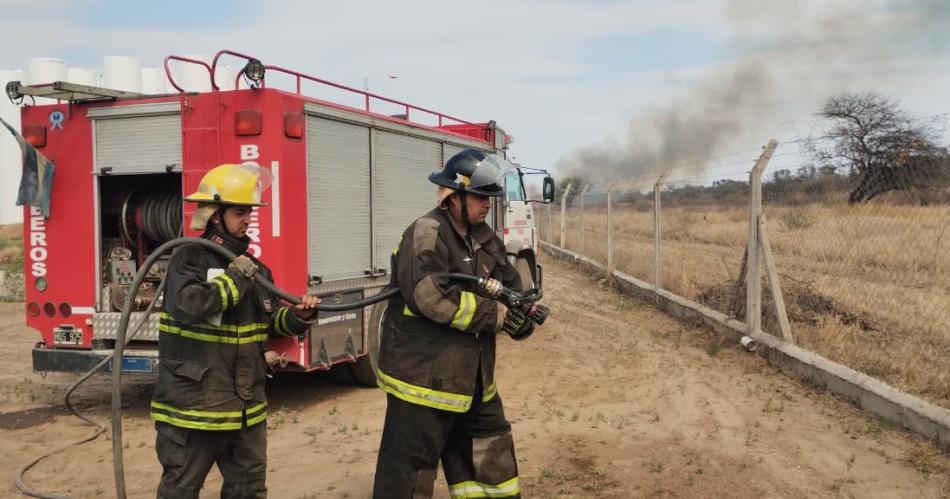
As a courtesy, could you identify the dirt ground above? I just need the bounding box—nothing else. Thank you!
[1,256,948,498]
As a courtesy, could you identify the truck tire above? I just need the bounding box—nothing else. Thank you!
[514,256,535,290]
[346,298,387,387]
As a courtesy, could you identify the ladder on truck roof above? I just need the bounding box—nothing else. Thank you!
[6,81,148,103]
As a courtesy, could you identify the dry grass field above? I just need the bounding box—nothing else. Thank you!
[0,224,23,301]
[548,200,950,408]
[0,224,22,262]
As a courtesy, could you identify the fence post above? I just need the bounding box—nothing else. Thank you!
[560,183,573,249]
[653,172,670,295]
[546,203,553,243]
[606,185,615,270]
[530,203,537,244]
[759,214,794,343]
[579,184,590,256]
[539,203,545,242]
[746,140,778,336]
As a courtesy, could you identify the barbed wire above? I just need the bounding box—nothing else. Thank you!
[580,152,830,195]
[581,155,763,191]
[579,146,766,187]
[573,143,851,192]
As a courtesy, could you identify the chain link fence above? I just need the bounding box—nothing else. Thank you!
[761,141,950,406]
[541,140,950,408]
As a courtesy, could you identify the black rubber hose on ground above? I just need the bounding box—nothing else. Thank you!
[15,278,167,499]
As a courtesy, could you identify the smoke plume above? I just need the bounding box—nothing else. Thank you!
[557,0,950,184]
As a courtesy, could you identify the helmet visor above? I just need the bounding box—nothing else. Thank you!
[238,163,274,194]
[467,153,507,191]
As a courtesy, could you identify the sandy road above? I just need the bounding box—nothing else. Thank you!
[0,255,947,498]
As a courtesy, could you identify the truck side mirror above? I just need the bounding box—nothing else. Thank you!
[542,177,555,204]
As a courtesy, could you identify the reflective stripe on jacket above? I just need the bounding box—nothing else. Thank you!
[377,208,522,412]
[151,242,314,430]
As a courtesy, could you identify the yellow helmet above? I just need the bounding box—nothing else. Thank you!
[185,163,273,206]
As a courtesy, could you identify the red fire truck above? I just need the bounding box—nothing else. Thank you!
[7,50,554,385]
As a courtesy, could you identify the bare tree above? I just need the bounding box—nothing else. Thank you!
[555,176,588,208]
[809,92,949,204]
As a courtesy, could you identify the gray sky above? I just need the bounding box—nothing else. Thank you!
[1,0,948,222]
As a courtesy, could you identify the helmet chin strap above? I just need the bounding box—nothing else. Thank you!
[208,205,245,240]
[458,190,472,227]
[209,206,228,231]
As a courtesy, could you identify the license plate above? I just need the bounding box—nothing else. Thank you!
[109,357,155,373]
[53,327,83,346]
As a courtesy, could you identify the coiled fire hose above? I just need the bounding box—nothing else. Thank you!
[15,236,547,499]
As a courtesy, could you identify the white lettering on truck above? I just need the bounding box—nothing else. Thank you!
[246,210,261,258]
[270,160,280,238]
[29,206,47,277]
[240,144,259,161]
[240,144,263,258]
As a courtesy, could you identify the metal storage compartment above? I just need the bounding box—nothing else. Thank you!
[90,103,182,174]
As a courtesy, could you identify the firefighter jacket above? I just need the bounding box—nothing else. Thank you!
[376,207,522,413]
[151,231,314,430]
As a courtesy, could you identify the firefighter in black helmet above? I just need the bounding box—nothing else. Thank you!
[153,164,320,499]
[373,148,535,499]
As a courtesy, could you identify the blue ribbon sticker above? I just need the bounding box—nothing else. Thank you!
[49,111,65,130]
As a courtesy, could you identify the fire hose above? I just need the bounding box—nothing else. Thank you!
[15,236,547,499]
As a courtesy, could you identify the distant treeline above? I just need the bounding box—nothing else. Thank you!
[565,157,950,208]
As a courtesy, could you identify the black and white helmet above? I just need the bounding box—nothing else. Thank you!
[428,148,505,197]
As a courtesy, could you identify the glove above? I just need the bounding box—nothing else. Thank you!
[229,255,258,277]
[480,278,504,298]
[503,307,535,341]
[293,294,320,321]
[495,303,509,333]
[264,350,289,367]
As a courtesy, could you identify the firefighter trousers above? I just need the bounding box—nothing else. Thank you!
[373,384,520,498]
[155,421,267,499]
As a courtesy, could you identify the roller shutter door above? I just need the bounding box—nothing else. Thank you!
[95,114,181,174]
[373,131,442,270]
[307,117,372,281]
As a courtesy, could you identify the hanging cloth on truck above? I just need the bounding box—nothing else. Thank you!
[0,116,56,218]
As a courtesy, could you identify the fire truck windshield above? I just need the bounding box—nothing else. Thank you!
[504,173,525,201]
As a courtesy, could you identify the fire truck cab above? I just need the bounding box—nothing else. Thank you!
[8,50,554,385]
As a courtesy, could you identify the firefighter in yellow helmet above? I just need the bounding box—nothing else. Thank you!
[152,163,320,499]
[373,149,534,498]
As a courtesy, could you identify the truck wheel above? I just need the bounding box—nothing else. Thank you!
[514,256,535,290]
[346,298,387,387]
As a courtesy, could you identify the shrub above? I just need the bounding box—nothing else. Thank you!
[780,207,816,231]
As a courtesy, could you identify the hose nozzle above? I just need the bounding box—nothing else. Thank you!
[474,276,547,325]
[521,302,549,325]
